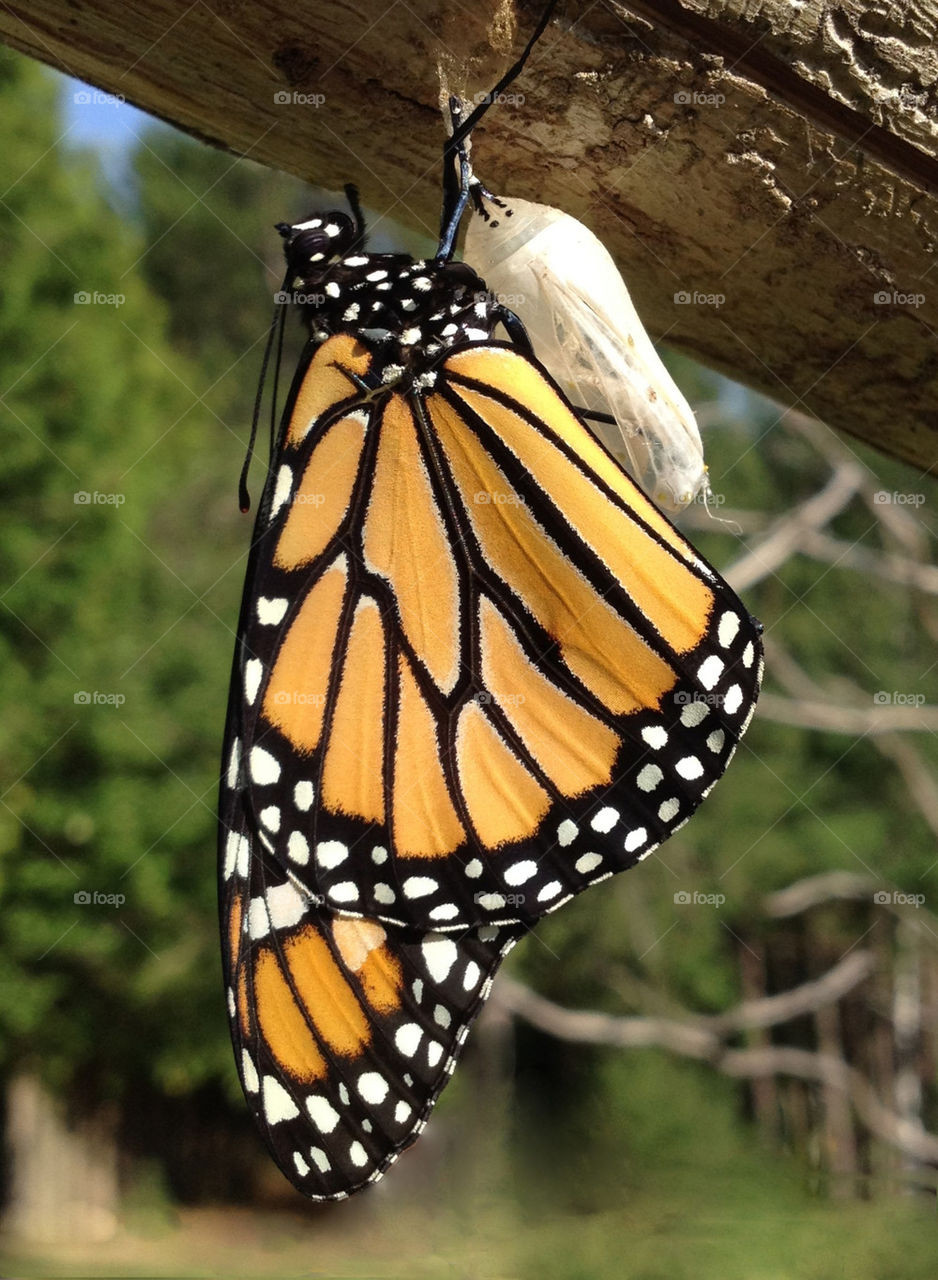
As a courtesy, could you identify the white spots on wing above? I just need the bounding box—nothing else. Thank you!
[676,756,704,781]
[227,737,241,789]
[349,1141,368,1168]
[743,642,755,669]
[241,1049,259,1093]
[262,1076,299,1123]
[343,303,361,322]
[270,464,293,521]
[412,978,423,1002]
[247,896,269,939]
[707,729,726,754]
[658,797,680,823]
[394,1101,412,1124]
[374,883,396,904]
[698,655,724,690]
[575,852,602,874]
[293,1151,310,1177]
[357,1072,389,1104]
[250,745,280,784]
[260,805,281,832]
[434,1004,451,1028]
[236,834,250,878]
[401,327,421,345]
[464,859,483,878]
[223,829,241,879]
[680,700,709,727]
[422,936,457,982]
[591,807,619,834]
[724,684,744,715]
[324,281,341,298]
[504,860,537,886]
[287,830,310,865]
[372,846,388,864]
[475,892,506,911]
[557,819,578,846]
[344,255,368,267]
[294,780,314,810]
[310,1147,331,1172]
[624,827,648,853]
[366,269,388,282]
[426,1041,444,1068]
[538,880,563,901]
[642,726,669,750]
[395,1023,423,1056]
[412,276,431,291]
[257,596,288,626]
[316,840,348,869]
[306,1095,340,1133]
[403,876,438,900]
[430,902,459,921]
[718,611,740,647]
[328,882,359,904]
[463,961,481,991]
[637,763,663,792]
[267,880,308,931]
[244,659,264,705]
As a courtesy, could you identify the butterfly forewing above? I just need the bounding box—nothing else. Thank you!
[225,329,761,934]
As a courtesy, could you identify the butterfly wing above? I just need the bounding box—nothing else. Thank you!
[219,778,524,1200]
[225,333,760,934]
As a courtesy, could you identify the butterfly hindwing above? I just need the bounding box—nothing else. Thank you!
[219,786,524,1200]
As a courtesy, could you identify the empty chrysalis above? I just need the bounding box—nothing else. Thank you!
[464,195,709,511]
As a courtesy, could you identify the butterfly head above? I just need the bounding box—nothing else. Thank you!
[278,213,360,277]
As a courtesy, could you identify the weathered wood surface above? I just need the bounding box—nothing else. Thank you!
[2,0,936,473]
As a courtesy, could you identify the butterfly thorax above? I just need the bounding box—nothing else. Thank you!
[281,215,500,387]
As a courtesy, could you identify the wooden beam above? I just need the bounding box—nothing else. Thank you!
[2,0,936,474]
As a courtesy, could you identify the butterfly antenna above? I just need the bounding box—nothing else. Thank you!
[240,270,289,513]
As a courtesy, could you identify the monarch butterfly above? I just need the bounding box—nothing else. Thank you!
[219,6,762,1201]
[463,194,710,511]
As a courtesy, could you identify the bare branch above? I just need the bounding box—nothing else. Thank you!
[764,872,880,918]
[755,692,938,735]
[724,462,866,593]
[720,1047,938,1165]
[496,950,938,1167]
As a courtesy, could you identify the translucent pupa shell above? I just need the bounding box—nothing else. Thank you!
[464,197,708,511]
